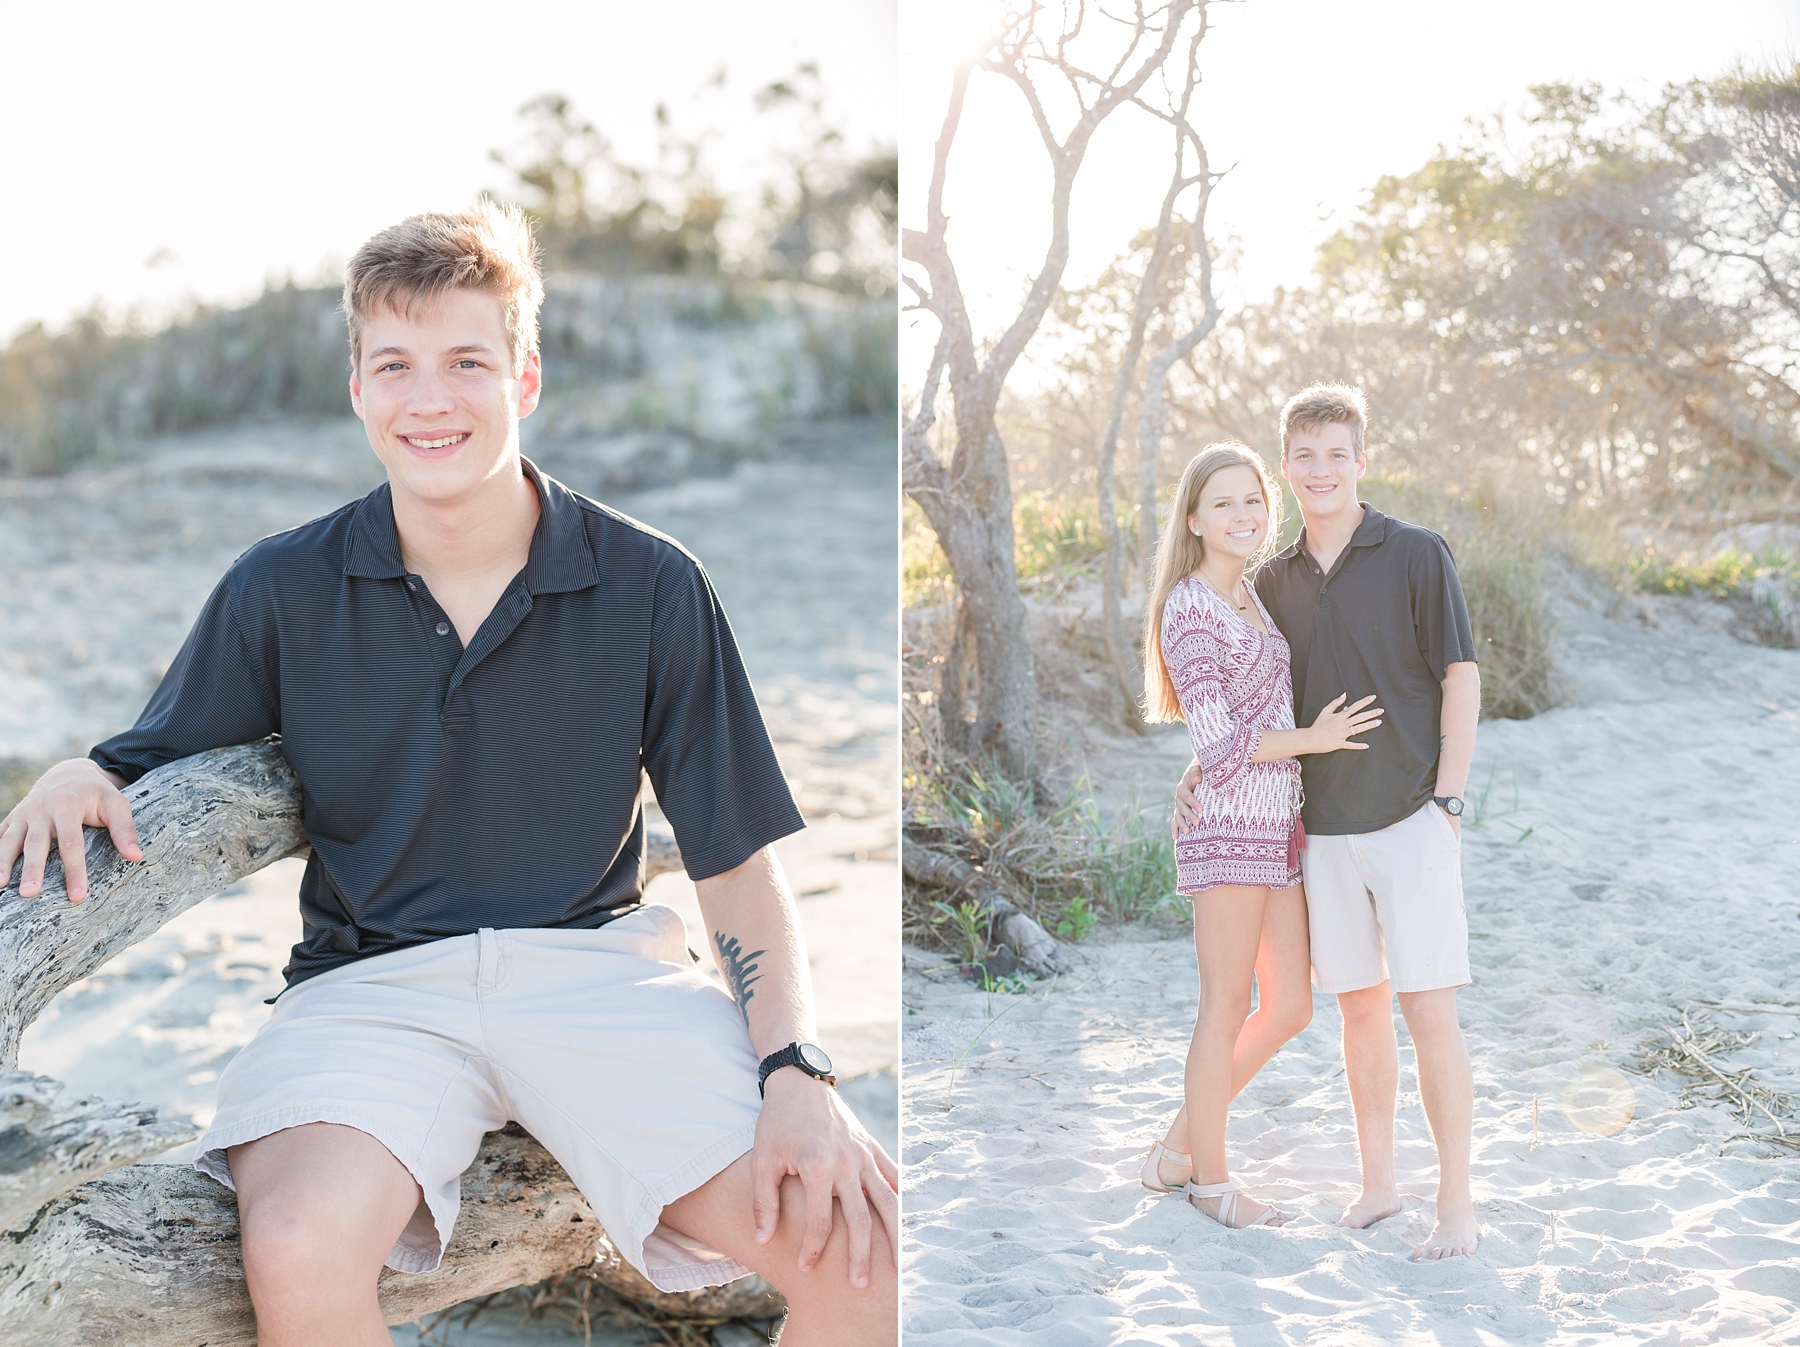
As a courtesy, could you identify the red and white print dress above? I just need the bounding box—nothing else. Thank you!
[1161,574,1304,893]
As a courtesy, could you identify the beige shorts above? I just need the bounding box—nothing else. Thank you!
[1301,801,1470,995]
[193,905,761,1293]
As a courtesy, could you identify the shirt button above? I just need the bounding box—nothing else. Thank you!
[406,579,418,592]
[435,621,450,636]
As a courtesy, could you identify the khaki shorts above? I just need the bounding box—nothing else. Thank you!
[1302,801,1470,995]
[194,905,761,1293]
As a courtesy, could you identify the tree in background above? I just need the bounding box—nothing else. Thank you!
[903,0,1204,782]
[490,70,897,296]
[1175,72,1800,515]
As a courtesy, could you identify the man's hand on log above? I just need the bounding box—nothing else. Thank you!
[752,1067,900,1287]
[0,759,141,903]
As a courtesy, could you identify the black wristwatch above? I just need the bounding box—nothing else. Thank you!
[1433,795,1464,817]
[758,1042,836,1096]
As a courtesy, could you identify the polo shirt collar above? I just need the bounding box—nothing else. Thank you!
[1278,501,1391,564]
[343,458,599,595]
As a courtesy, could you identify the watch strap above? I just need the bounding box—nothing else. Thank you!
[757,1042,837,1096]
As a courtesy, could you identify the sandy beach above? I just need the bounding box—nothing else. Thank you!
[901,571,1800,1345]
[1,418,897,1343]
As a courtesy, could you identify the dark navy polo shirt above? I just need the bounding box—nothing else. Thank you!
[92,461,804,989]
[1254,503,1477,836]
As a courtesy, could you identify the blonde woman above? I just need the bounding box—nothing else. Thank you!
[1138,443,1381,1229]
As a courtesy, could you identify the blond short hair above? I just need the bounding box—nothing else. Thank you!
[1141,442,1284,723]
[343,201,545,375]
[1280,383,1367,458]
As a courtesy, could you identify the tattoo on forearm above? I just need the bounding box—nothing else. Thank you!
[713,931,765,1028]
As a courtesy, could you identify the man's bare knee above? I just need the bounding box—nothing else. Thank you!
[231,1124,422,1307]
[1397,987,1463,1042]
[766,1174,897,1337]
[1337,984,1393,1024]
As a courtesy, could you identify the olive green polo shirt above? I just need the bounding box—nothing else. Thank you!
[1254,503,1477,836]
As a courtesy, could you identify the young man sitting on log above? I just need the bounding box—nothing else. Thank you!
[0,203,897,1347]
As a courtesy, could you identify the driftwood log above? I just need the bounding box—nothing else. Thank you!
[901,843,1070,977]
[0,740,780,1338]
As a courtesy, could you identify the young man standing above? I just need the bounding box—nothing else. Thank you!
[0,204,897,1345]
[1176,384,1482,1261]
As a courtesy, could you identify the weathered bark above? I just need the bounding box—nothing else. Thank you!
[0,739,764,1337]
[0,741,309,1071]
[0,1124,779,1344]
[0,1073,197,1233]
[937,597,975,757]
[901,843,1069,978]
[903,2,1201,782]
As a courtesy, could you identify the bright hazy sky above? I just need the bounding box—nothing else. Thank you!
[0,0,897,340]
[900,0,1799,373]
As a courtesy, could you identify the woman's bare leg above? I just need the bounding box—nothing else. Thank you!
[1180,885,1269,1189]
[1157,884,1311,1172]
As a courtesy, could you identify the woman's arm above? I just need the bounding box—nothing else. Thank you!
[1249,694,1383,762]
[1172,694,1383,831]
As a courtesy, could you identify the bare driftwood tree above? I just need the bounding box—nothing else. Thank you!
[903,0,1201,780]
[1135,96,1223,588]
[0,741,777,1341]
[1090,12,1215,718]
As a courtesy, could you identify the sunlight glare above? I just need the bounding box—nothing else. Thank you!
[1561,1065,1636,1138]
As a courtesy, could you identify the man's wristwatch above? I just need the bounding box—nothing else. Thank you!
[1433,795,1464,817]
[757,1042,836,1096]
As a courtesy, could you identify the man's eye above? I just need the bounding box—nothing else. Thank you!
[455,359,479,369]
[380,362,405,373]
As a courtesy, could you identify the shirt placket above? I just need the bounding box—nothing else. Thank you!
[404,574,474,732]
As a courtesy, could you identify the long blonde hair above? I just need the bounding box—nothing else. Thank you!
[1142,442,1284,723]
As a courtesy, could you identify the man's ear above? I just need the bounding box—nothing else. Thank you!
[516,350,543,419]
[1354,451,1367,479]
[1278,453,1291,482]
[348,370,365,421]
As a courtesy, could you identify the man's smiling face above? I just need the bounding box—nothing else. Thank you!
[348,287,541,507]
[1281,419,1365,524]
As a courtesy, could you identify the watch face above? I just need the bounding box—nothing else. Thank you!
[798,1043,833,1075]
[1444,798,1463,816]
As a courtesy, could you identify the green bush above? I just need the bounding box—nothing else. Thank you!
[1627,547,1792,599]
[1357,476,1567,721]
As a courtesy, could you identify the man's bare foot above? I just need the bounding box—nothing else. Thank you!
[1337,1189,1402,1228]
[1413,1208,1479,1260]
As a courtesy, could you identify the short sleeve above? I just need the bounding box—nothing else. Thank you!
[1411,533,1478,682]
[1163,597,1261,795]
[90,572,280,783]
[639,556,804,880]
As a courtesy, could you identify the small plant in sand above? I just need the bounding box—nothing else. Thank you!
[930,899,989,966]
[1055,893,1097,942]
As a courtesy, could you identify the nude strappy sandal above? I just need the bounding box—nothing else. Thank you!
[1139,1140,1192,1193]
[1185,1179,1291,1229]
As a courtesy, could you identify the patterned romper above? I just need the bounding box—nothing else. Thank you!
[1161,574,1304,893]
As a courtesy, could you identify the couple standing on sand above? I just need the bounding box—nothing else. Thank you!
[1138,384,1483,1261]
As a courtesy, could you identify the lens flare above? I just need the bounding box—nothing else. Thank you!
[1561,1065,1635,1137]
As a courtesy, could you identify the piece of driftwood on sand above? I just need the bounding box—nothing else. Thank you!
[900,843,1070,978]
[0,740,781,1341]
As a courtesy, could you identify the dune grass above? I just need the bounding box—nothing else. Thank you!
[904,761,1179,951]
